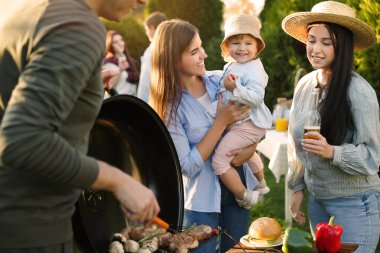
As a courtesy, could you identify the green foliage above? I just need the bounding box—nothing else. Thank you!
[203,35,225,71]
[346,0,380,98]
[145,0,223,45]
[260,0,380,110]
[260,0,307,110]
[102,16,149,67]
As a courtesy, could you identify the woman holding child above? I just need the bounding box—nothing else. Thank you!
[149,19,263,252]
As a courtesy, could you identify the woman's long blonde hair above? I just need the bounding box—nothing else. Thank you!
[149,20,198,126]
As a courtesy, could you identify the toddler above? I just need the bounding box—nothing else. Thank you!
[208,14,272,209]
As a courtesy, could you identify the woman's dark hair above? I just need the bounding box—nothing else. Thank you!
[311,22,355,145]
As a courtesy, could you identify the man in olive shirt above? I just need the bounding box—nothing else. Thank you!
[0,0,159,252]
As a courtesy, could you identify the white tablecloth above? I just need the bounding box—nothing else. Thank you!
[257,130,288,183]
[257,129,293,223]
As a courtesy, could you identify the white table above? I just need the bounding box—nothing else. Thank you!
[256,129,293,223]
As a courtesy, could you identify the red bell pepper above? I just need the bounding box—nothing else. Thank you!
[316,216,343,253]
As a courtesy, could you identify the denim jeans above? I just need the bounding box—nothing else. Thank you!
[183,209,220,253]
[220,166,251,253]
[308,190,380,253]
[183,167,251,253]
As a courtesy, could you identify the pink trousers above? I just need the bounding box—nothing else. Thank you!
[212,121,265,175]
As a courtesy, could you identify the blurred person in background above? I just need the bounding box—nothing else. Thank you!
[0,0,159,252]
[104,30,140,97]
[137,11,167,103]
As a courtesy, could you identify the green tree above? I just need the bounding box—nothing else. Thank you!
[259,0,309,110]
[145,0,223,45]
[203,35,225,71]
[345,0,380,98]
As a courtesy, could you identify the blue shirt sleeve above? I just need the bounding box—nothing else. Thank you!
[167,114,206,178]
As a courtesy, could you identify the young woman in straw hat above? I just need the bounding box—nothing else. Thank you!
[205,13,272,210]
[282,1,380,252]
[150,19,257,252]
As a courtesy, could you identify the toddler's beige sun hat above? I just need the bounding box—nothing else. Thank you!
[221,14,265,59]
[281,1,376,50]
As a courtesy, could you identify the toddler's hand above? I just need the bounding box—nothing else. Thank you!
[224,73,237,92]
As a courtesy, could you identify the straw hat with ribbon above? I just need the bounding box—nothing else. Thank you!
[282,1,376,50]
[221,14,265,60]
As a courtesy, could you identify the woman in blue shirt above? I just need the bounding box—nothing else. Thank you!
[150,19,258,252]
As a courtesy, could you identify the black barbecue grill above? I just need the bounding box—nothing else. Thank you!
[72,95,184,253]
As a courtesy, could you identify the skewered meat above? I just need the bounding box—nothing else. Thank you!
[187,225,213,241]
[157,232,172,248]
[121,227,131,240]
[111,224,216,252]
[168,232,199,253]
[128,224,166,241]
[141,237,159,252]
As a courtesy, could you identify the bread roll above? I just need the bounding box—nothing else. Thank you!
[248,217,282,240]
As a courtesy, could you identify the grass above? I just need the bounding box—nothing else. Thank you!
[249,156,309,232]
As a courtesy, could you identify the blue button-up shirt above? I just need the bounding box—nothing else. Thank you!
[167,71,257,212]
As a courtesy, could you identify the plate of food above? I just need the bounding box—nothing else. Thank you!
[240,217,283,249]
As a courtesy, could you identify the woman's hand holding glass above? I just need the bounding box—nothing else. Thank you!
[119,57,130,70]
[302,132,334,159]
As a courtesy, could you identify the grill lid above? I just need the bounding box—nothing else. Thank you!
[73,95,184,253]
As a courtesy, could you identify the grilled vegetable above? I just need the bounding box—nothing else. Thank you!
[109,241,124,253]
[124,239,140,252]
[282,227,312,253]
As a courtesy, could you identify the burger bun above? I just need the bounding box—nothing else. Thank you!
[248,217,282,241]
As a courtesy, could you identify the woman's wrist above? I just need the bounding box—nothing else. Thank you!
[213,117,227,132]
[328,145,334,159]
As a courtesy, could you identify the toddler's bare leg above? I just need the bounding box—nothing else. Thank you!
[219,168,246,200]
[254,170,264,182]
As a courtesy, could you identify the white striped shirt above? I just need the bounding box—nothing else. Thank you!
[287,70,380,199]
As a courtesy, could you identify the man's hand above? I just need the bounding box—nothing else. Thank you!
[94,161,160,222]
[114,173,160,222]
